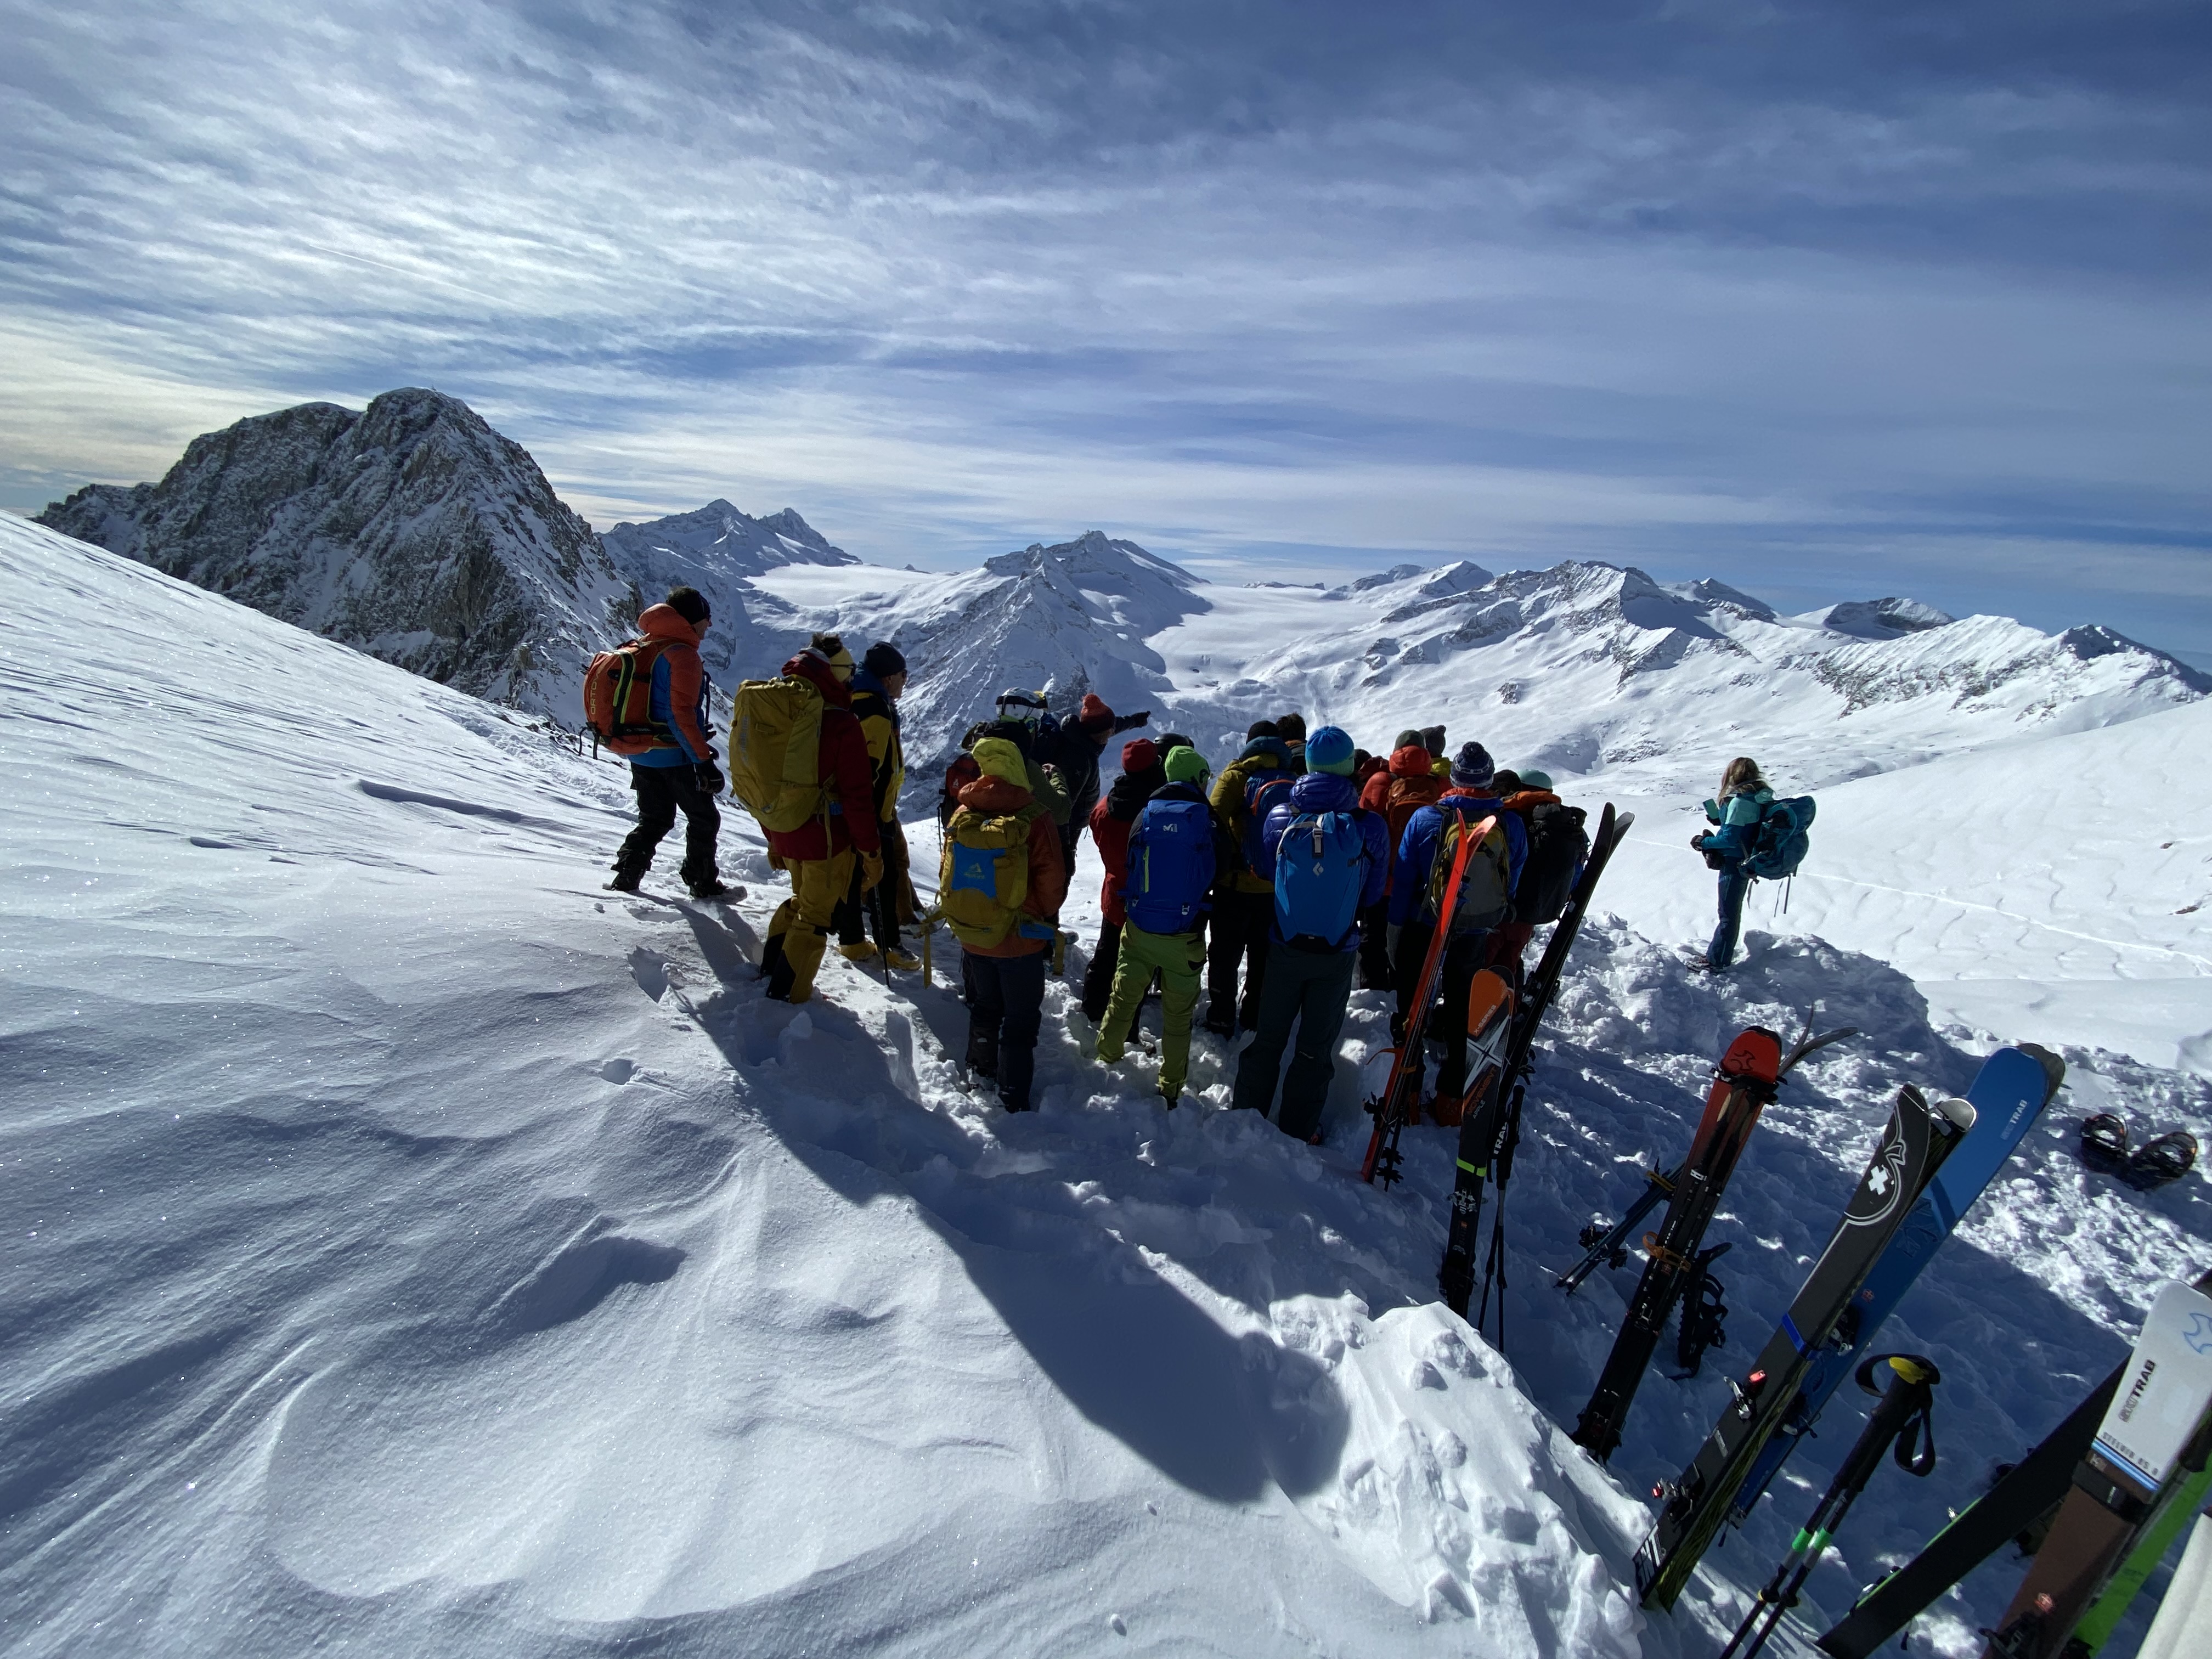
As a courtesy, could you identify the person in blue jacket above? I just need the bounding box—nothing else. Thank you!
[1692,757,1772,972]
[1231,726,1390,1141]
[1387,741,1527,1104]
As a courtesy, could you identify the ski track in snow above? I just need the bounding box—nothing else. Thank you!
[2,514,2208,1658]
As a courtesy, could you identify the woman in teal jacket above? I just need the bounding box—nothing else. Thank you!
[1692,757,1771,972]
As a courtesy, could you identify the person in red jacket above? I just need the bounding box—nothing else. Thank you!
[1355,731,1445,989]
[1080,737,1163,1034]
[947,738,1069,1110]
[760,634,883,1005]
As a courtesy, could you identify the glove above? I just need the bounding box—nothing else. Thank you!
[767,851,787,873]
[1690,832,1707,850]
[1131,710,1151,727]
[861,850,885,891]
[696,761,726,795]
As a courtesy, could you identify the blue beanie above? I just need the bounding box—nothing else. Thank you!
[1451,741,1496,789]
[1305,725,1355,775]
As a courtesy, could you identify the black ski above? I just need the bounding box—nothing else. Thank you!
[1636,1083,1976,1608]
[1571,1018,1854,1463]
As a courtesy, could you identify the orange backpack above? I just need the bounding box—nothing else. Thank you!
[582,637,674,757]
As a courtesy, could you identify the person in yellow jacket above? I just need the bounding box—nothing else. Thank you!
[1203,724,1295,1034]
[832,641,919,969]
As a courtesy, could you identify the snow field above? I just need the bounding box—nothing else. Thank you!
[4,511,2206,1656]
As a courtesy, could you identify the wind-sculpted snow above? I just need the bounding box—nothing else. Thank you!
[5,510,2207,1658]
[36,389,628,713]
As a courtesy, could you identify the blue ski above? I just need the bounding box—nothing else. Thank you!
[1727,1043,2065,1526]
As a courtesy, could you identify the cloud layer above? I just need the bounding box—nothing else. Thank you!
[3,1,2207,655]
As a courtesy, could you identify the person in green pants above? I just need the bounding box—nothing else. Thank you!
[1096,746,1228,1105]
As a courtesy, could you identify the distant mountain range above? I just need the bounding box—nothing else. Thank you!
[32,390,2207,808]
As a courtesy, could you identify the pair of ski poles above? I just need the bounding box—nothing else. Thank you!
[1717,1354,1941,1659]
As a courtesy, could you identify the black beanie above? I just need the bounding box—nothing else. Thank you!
[665,585,710,625]
[862,641,907,678]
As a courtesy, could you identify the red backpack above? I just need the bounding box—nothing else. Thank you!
[582,637,674,757]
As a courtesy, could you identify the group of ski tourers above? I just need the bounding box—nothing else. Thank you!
[582,591,2208,1659]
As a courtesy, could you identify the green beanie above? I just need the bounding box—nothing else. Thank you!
[1163,746,1209,786]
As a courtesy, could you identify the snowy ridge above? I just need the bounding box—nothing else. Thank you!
[5,510,2208,1658]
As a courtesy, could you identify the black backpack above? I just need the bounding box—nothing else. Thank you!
[1513,802,1589,924]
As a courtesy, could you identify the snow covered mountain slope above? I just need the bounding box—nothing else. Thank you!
[1598,697,2212,1073]
[4,512,2205,1658]
[36,390,628,713]
[789,529,1211,782]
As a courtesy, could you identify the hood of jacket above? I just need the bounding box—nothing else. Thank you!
[956,774,1035,814]
[1501,788,1561,813]
[637,603,704,646]
[1106,764,1165,821]
[1386,743,1434,778]
[1285,771,1362,814]
[1440,787,1504,817]
[849,667,900,727]
[1238,736,1293,769]
[784,650,854,708]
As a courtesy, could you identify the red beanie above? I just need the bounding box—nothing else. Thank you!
[1079,692,1115,732]
[1121,738,1159,772]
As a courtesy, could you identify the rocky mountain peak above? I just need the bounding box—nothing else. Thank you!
[38,388,623,712]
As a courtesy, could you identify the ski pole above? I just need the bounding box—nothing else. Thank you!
[1718,1354,1941,1659]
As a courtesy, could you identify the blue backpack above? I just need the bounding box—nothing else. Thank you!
[1273,810,1371,950]
[1745,795,1815,881]
[1126,796,1217,934]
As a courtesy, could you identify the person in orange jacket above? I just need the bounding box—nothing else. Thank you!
[1353,730,1445,989]
[607,587,731,898]
[946,737,1069,1110]
[760,634,883,1004]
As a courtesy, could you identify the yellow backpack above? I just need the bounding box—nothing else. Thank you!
[939,804,1046,948]
[1426,811,1514,932]
[729,675,826,833]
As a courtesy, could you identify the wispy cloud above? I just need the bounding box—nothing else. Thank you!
[3,1,2207,657]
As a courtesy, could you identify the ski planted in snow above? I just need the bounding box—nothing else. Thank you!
[1361,816,1493,1187]
[1814,1267,2212,1659]
[1977,1278,2212,1658]
[1729,1043,2067,1526]
[1635,1082,1977,1609]
[1436,968,1519,1313]
[1572,1026,1784,1460]
[1571,1017,1855,1463]
[1434,804,1632,1330]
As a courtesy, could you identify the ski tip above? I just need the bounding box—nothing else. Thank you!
[1933,1096,1978,1132]
[2017,1042,2067,1098]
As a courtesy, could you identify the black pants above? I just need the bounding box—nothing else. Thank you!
[963,950,1047,1110]
[1206,889,1273,1030]
[616,763,720,885]
[1356,897,1393,990]
[1391,922,1489,1098]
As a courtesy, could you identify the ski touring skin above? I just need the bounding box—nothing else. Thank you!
[1361,816,1491,1187]
[1635,1083,1977,1609]
[1435,968,1517,1315]
[1814,1261,2212,1659]
[1571,1018,1856,1464]
[1978,1278,2212,1659]
[2136,1505,2212,1659]
[1729,1043,2066,1526]
[1434,804,1633,1329]
[2068,1458,2212,1654]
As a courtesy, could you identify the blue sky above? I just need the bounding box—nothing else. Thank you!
[3,1,2208,659]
